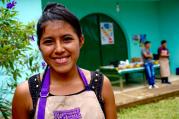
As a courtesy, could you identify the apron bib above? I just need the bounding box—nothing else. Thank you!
[34,67,105,119]
[159,57,170,77]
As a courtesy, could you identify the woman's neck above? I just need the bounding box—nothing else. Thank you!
[49,65,80,85]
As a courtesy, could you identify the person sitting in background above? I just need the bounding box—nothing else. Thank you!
[141,41,158,89]
[158,40,171,84]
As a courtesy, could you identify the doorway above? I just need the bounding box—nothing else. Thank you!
[78,13,128,70]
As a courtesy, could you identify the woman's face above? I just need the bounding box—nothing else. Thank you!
[39,20,84,74]
[145,43,150,49]
[162,43,167,48]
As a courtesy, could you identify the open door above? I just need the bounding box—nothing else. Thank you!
[78,13,128,70]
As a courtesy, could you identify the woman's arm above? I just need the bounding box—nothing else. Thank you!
[102,76,117,119]
[12,81,32,119]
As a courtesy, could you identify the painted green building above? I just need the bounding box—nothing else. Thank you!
[14,0,179,73]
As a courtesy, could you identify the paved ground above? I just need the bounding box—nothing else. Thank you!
[113,75,179,109]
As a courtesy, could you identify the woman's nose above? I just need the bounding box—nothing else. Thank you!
[54,42,65,54]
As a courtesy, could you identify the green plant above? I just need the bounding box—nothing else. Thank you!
[0,0,42,118]
[0,88,11,119]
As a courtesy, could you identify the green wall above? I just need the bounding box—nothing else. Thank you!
[159,0,179,73]
[41,0,178,73]
[42,0,161,59]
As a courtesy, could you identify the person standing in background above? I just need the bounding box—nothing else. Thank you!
[158,40,171,84]
[142,41,158,89]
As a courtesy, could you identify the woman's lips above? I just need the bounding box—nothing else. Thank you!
[53,56,69,64]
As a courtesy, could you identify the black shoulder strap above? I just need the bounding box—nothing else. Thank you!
[28,74,41,119]
[89,71,105,113]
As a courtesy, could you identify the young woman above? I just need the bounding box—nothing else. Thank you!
[12,3,117,119]
[158,40,171,84]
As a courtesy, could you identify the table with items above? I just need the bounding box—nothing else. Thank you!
[100,61,160,90]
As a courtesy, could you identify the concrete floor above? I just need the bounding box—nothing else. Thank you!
[114,75,179,109]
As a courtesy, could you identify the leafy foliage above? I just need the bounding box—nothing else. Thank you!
[0,88,11,119]
[0,0,42,118]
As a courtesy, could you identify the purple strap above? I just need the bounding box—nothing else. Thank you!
[37,68,50,119]
[78,68,90,90]
[37,67,89,119]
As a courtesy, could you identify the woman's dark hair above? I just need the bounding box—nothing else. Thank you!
[37,3,82,46]
[144,41,150,45]
[161,40,167,45]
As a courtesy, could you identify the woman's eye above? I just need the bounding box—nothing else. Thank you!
[43,39,53,45]
[63,37,73,43]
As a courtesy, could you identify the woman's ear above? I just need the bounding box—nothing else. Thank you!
[79,35,84,48]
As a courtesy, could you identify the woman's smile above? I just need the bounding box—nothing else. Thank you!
[39,20,84,73]
[52,55,70,65]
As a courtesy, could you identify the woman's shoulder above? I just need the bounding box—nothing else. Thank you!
[15,80,30,95]
[12,80,33,113]
[13,74,40,105]
[80,68,109,82]
[80,68,92,84]
[80,68,112,93]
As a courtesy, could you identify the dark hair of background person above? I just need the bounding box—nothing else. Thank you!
[144,41,150,45]
[161,40,167,45]
[36,3,82,46]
